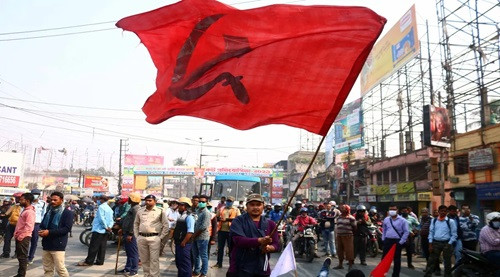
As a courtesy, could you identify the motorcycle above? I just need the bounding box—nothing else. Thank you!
[277,221,286,247]
[452,248,500,277]
[82,210,94,227]
[366,225,379,258]
[295,224,317,263]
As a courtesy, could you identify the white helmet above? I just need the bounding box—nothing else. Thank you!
[329,201,337,207]
[486,212,500,227]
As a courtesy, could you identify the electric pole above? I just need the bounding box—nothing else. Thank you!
[118,139,129,195]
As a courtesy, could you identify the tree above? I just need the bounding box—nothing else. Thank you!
[173,157,186,166]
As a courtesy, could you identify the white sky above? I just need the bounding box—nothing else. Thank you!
[0,0,437,171]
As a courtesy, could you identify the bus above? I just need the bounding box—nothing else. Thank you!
[210,175,261,202]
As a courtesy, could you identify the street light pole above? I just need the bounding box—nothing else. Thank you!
[185,137,219,168]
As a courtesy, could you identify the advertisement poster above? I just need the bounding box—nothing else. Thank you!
[423,105,452,148]
[0,152,24,187]
[271,172,283,199]
[84,176,110,192]
[360,5,419,96]
[124,154,164,166]
[146,176,163,192]
[334,98,364,153]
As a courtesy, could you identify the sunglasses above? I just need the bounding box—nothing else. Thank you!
[199,201,206,203]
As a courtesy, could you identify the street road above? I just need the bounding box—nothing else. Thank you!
[0,225,429,276]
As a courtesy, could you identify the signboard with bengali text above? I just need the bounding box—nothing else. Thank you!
[469,148,495,171]
[124,154,164,166]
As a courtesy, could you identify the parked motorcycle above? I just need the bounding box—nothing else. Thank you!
[295,224,317,263]
[452,248,500,277]
[366,225,379,258]
[82,210,94,227]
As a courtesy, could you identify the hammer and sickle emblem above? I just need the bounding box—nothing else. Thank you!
[169,14,251,104]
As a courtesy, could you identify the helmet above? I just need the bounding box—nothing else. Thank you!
[177,197,192,207]
[318,204,325,210]
[30,189,41,195]
[274,203,282,207]
[300,207,308,213]
[295,201,302,206]
[369,207,377,214]
[486,212,500,226]
[356,205,366,211]
[329,201,337,207]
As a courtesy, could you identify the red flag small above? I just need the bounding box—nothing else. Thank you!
[371,244,396,277]
[117,0,386,135]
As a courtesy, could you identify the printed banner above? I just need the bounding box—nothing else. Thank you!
[360,5,419,96]
[334,99,364,153]
[124,154,164,166]
[0,152,24,187]
[84,176,110,192]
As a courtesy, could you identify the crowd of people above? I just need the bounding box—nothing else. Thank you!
[0,191,499,277]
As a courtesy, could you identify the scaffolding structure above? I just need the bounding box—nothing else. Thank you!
[361,0,500,160]
[436,0,500,133]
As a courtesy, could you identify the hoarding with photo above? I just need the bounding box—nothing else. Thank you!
[360,5,419,96]
[84,175,110,192]
[423,105,452,148]
[334,98,364,153]
[0,152,24,187]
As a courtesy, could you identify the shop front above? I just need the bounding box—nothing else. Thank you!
[476,182,500,224]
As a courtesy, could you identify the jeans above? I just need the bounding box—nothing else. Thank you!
[28,223,40,261]
[322,229,336,255]
[123,235,139,274]
[382,239,403,277]
[454,239,462,264]
[193,239,209,275]
[15,237,31,277]
[217,231,230,266]
[175,243,192,277]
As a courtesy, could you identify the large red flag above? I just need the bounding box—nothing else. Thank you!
[116,0,386,136]
[371,244,396,277]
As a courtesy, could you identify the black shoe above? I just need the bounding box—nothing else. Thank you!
[0,253,9,258]
[408,264,415,269]
[360,261,367,266]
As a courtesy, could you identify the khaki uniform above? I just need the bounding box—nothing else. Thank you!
[134,206,168,277]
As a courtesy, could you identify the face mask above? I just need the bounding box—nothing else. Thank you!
[34,195,39,200]
[226,201,233,207]
[389,210,397,216]
[492,221,500,229]
[402,212,408,218]
[198,202,207,209]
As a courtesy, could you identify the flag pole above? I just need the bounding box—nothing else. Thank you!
[294,270,298,277]
[270,135,326,237]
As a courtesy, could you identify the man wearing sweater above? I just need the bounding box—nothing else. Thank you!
[39,191,73,277]
[13,193,36,277]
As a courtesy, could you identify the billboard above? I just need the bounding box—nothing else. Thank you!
[84,176,110,192]
[469,148,495,171]
[360,5,419,96]
[334,98,363,153]
[423,105,452,148]
[0,152,24,187]
[124,154,164,166]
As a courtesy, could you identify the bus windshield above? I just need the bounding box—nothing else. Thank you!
[212,175,261,202]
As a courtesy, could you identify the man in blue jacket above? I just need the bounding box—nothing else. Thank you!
[39,191,74,277]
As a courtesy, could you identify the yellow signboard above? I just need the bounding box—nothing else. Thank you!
[369,185,378,195]
[376,185,390,195]
[397,182,415,193]
[417,192,432,201]
[134,175,148,190]
[360,5,419,96]
[394,193,417,202]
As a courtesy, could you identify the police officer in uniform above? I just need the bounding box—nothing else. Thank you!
[173,197,195,277]
[134,195,168,277]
